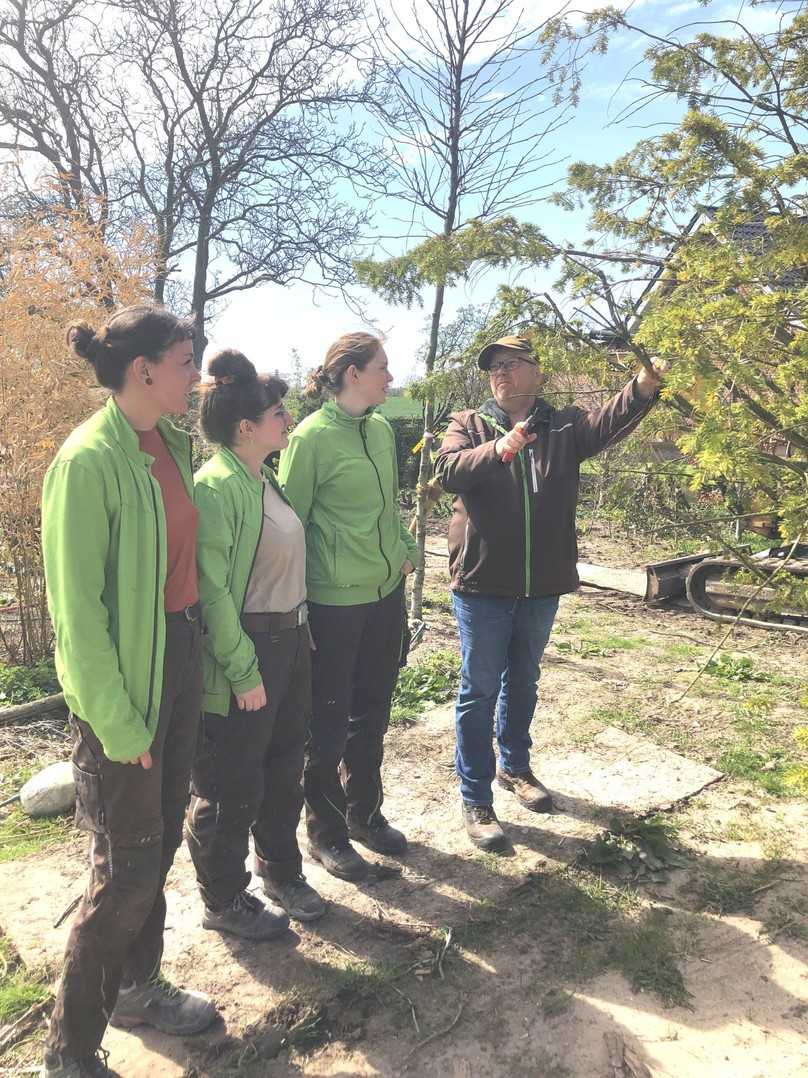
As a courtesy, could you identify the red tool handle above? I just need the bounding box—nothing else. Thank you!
[500,419,531,464]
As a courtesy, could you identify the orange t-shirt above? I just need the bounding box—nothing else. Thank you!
[138,429,198,613]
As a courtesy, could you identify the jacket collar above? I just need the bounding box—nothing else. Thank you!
[321,399,376,427]
[217,445,288,499]
[101,396,188,462]
[479,396,551,432]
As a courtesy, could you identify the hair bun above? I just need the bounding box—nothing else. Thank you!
[207,348,257,386]
[66,321,100,365]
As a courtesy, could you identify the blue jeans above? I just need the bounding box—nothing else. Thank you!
[452,592,559,806]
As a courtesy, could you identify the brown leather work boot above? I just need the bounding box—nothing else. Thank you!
[462,803,507,852]
[496,769,555,813]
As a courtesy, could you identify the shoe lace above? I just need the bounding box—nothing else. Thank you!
[149,973,181,999]
[82,1048,110,1075]
[232,889,262,914]
[472,805,496,824]
[368,812,389,830]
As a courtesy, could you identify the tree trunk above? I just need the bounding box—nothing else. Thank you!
[409,281,445,625]
[191,206,211,367]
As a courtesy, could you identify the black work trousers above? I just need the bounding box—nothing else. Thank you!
[186,623,311,909]
[45,615,202,1064]
[305,582,404,848]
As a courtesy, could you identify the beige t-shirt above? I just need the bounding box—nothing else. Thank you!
[242,480,306,614]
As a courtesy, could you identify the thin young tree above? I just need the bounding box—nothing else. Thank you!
[357,0,588,625]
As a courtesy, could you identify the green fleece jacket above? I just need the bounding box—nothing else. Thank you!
[195,447,295,716]
[41,397,194,762]
[278,400,418,606]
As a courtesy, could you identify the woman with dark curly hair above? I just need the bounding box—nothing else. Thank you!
[185,349,325,935]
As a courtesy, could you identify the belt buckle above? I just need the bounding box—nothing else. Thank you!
[184,604,199,624]
[296,604,306,627]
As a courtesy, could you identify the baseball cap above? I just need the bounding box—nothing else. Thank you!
[477,335,536,371]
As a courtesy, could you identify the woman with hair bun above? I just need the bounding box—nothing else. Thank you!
[40,305,215,1078]
[186,349,325,933]
[278,333,418,882]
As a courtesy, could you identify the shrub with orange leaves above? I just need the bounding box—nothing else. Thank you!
[0,208,154,663]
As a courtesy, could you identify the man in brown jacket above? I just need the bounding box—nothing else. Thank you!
[434,336,664,851]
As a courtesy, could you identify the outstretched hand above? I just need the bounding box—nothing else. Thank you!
[636,356,669,399]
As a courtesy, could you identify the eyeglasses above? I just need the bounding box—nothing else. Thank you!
[488,358,535,373]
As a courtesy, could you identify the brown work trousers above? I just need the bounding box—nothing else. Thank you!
[45,614,202,1065]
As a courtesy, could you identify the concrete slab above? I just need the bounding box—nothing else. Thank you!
[538,725,723,814]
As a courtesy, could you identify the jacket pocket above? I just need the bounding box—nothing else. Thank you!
[336,527,388,588]
[72,764,106,832]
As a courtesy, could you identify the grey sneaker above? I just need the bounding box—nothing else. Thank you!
[40,1050,111,1077]
[202,889,289,940]
[263,875,326,922]
[109,975,217,1035]
[462,803,508,852]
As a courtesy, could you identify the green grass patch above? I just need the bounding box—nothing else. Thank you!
[392,649,460,724]
[663,642,704,661]
[589,704,649,736]
[421,589,453,614]
[703,653,770,684]
[717,744,796,797]
[0,934,50,1026]
[0,806,74,863]
[693,861,781,916]
[555,630,643,659]
[0,660,59,706]
[378,395,422,418]
[611,908,692,1009]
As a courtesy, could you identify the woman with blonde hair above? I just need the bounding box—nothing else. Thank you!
[278,333,418,881]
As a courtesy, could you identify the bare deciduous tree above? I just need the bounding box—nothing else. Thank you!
[0,0,384,361]
[360,0,588,625]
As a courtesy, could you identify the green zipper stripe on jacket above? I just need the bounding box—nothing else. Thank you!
[360,418,392,600]
[479,411,533,596]
[518,453,532,597]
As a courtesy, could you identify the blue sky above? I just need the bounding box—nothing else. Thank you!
[204,0,792,384]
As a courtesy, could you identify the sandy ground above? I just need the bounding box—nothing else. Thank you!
[1,524,807,1077]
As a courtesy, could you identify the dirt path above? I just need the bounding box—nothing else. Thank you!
[1,524,806,1076]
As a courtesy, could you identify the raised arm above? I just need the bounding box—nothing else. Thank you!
[572,367,661,462]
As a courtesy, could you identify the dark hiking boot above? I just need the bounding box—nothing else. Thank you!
[202,889,289,940]
[109,975,217,1035]
[40,1050,113,1077]
[263,875,326,922]
[348,813,408,856]
[496,769,555,813]
[462,803,507,852]
[308,839,368,882]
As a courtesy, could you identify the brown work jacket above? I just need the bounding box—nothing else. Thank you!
[434,378,657,598]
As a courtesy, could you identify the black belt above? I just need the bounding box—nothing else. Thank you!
[241,602,308,634]
[166,602,201,623]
